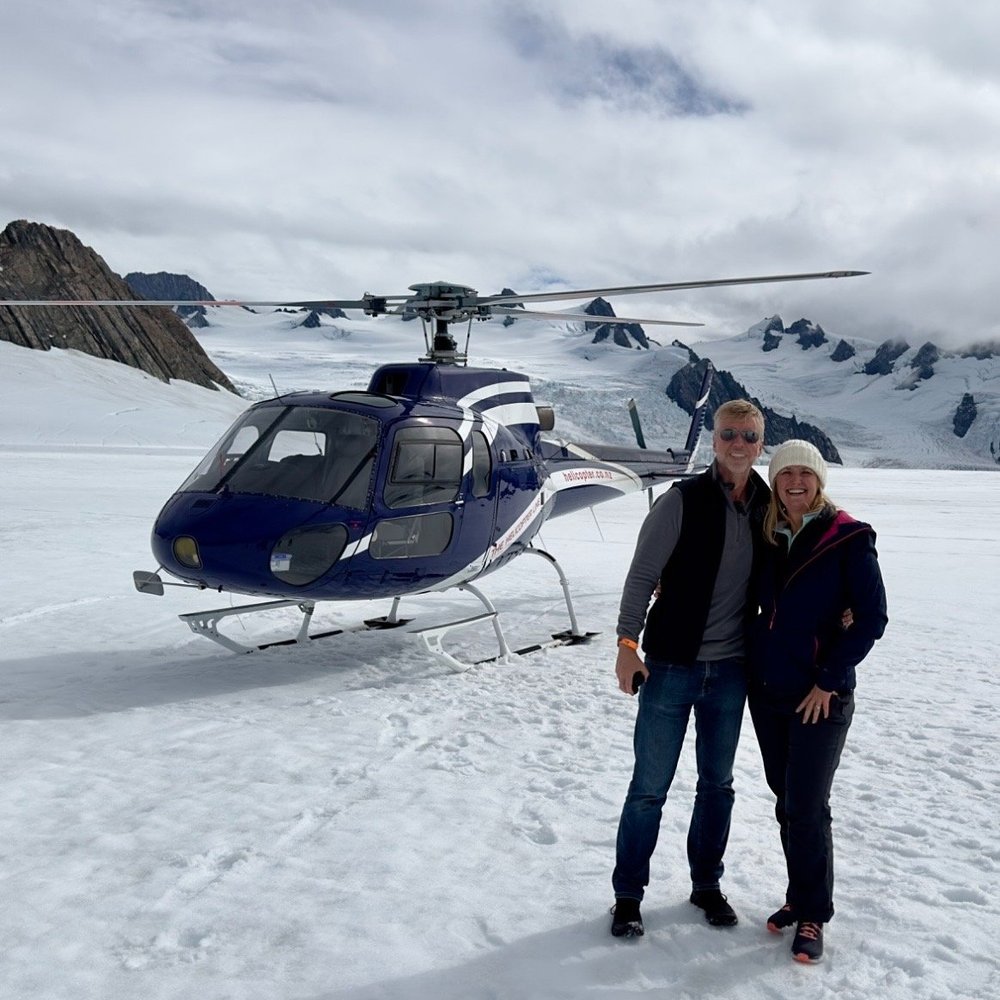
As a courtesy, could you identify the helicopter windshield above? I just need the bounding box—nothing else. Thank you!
[178,406,380,508]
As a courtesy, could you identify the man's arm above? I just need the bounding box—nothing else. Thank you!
[615,488,683,695]
[616,487,683,642]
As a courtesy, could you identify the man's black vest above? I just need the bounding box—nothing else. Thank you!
[641,466,769,663]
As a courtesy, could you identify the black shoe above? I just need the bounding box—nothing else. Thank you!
[791,921,824,963]
[610,897,644,937]
[689,888,738,927]
[767,903,796,933]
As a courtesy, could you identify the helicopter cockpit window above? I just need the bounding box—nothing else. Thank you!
[177,406,379,508]
[384,426,463,509]
[177,408,282,494]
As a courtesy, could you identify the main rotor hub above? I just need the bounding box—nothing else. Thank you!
[405,282,481,323]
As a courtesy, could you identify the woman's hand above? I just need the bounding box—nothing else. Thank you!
[796,684,834,724]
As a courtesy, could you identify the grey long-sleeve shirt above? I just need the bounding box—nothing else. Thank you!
[616,466,756,661]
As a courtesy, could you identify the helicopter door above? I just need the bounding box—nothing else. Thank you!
[461,428,498,572]
[372,425,495,574]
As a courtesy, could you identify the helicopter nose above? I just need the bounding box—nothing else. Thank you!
[153,493,358,592]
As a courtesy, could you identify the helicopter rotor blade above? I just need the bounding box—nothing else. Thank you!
[493,306,703,327]
[0,298,382,309]
[480,270,869,307]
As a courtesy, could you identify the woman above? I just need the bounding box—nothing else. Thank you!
[748,440,887,964]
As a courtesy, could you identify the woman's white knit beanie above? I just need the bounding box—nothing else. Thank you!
[767,439,828,488]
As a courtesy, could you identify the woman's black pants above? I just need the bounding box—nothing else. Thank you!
[748,690,854,923]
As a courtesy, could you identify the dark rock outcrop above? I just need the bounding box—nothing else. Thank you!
[671,339,700,365]
[831,339,856,362]
[667,358,842,463]
[753,316,785,352]
[787,318,827,350]
[0,221,235,391]
[953,393,977,438]
[585,297,649,349]
[295,307,348,329]
[125,270,213,325]
[496,287,524,327]
[961,341,999,360]
[909,342,940,382]
[863,339,909,376]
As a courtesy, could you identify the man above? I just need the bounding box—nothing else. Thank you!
[610,400,768,938]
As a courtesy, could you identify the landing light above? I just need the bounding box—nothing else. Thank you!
[173,536,202,569]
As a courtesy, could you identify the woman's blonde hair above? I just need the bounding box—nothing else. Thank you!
[763,489,834,545]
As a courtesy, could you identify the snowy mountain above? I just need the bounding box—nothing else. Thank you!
[3,215,997,468]
[179,303,1000,470]
[685,316,1000,469]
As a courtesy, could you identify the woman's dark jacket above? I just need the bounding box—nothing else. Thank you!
[749,505,888,698]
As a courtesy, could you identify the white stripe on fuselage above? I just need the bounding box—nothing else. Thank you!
[478,401,541,429]
[456,380,532,409]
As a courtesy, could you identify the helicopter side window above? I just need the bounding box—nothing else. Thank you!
[369,512,454,560]
[470,430,492,498]
[384,426,463,509]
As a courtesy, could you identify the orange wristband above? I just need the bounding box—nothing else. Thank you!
[617,637,639,651]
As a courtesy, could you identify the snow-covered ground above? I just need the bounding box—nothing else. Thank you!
[1,324,998,1000]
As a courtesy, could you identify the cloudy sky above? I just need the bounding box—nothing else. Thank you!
[3,0,998,344]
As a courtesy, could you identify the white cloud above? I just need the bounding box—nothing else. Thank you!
[2,0,999,344]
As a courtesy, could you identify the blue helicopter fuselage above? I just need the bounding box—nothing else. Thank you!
[149,363,691,601]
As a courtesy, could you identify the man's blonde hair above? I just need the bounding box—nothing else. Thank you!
[713,399,765,434]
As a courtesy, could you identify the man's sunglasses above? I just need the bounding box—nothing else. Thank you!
[717,428,760,443]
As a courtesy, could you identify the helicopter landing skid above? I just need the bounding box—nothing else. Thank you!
[414,554,598,672]
[178,597,411,655]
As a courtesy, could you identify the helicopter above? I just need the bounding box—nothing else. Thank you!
[2,269,866,668]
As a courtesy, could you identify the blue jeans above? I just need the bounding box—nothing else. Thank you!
[613,657,747,900]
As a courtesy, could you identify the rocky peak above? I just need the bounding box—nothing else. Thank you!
[863,338,910,376]
[953,393,977,438]
[124,270,214,302]
[584,297,649,349]
[830,339,856,362]
[748,315,784,338]
[0,221,235,391]
[296,306,348,329]
[786,318,827,350]
[125,270,214,326]
[908,341,941,383]
[666,358,842,462]
[762,330,783,353]
[497,287,524,327]
[961,341,1000,360]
